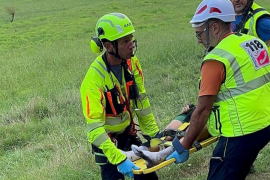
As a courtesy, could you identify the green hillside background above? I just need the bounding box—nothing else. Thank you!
[1,0,270,179]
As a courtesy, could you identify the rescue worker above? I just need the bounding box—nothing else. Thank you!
[80,13,160,180]
[165,0,270,179]
[230,0,270,172]
[230,0,270,49]
[127,104,212,168]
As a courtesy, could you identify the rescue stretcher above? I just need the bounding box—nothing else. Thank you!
[132,123,220,174]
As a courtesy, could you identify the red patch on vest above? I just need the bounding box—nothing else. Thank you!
[257,50,269,66]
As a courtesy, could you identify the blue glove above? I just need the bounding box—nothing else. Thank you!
[166,137,189,164]
[117,158,140,178]
[154,131,163,139]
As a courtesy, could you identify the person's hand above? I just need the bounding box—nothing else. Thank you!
[181,104,195,114]
[166,150,189,164]
[181,105,191,114]
[165,137,189,164]
[117,158,140,178]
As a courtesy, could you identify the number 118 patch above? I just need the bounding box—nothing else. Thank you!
[240,39,270,70]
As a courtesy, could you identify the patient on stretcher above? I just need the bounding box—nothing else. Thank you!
[130,126,210,168]
[121,104,212,168]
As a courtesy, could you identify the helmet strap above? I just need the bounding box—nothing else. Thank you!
[108,39,137,59]
[203,21,211,57]
[108,51,121,59]
[131,39,138,57]
[107,40,127,61]
[111,41,121,59]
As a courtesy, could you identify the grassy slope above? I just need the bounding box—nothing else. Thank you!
[0,0,270,179]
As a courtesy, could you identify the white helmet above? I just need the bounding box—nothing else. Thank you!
[190,0,235,27]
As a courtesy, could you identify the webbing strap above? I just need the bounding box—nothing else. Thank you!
[161,129,186,138]
[192,141,202,151]
[235,8,266,33]
[162,130,203,151]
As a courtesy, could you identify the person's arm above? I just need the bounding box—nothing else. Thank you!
[181,60,224,148]
[132,56,160,137]
[164,104,194,132]
[256,17,270,47]
[80,69,126,165]
[180,95,216,149]
[166,60,224,163]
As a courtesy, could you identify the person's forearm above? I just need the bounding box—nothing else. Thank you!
[180,108,209,149]
[180,95,216,149]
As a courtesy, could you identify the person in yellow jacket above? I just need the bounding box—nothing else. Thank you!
[230,0,270,173]
[164,0,270,179]
[80,13,160,180]
[230,0,270,49]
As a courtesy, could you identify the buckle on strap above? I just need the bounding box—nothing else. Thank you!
[192,141,202,151]
[162,129,186,138]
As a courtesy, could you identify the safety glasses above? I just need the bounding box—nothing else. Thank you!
[195,21,217,40]
[196,28,206,40]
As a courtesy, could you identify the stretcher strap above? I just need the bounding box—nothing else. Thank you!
[192,141,202,150]
[161,129,186,138]
[161,129,202,151]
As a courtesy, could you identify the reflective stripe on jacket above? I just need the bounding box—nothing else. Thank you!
[203,34,270,137]
[80,54,159,164]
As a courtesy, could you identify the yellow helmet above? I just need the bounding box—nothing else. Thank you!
[90,13,135,53]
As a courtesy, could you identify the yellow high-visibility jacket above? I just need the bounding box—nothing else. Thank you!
[80,54,159,164]
[203,34,270,137]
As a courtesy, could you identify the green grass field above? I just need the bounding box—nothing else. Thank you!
[1,0,270,179]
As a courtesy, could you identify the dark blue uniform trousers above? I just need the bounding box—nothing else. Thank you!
[207,125,270,180]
